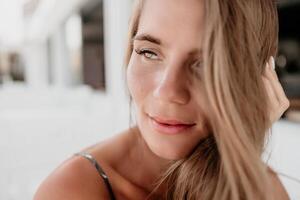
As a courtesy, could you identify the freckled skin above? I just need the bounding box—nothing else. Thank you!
[126,0,209,160]
[34,0,291,199]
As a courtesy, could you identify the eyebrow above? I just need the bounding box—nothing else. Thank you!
[188,49,202,57]
[132,33,203,57]
[132,34,162,45]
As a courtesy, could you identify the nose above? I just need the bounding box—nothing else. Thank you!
[153,63,191,105]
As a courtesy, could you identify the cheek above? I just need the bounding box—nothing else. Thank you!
[126,57,156,103]
[193,90,211,129]
[192,96,212,139]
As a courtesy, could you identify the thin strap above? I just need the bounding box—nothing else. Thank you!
[275,170,300,200]
[74,152,116,200]
[276,171,300,185]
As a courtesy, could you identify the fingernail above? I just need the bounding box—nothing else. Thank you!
[270,56,275,70]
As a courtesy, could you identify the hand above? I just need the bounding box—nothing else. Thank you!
[262,56,290,125]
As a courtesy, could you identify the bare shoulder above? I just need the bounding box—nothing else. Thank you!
[268,167,290,200]
[33,154,111,200]
[34,128,136,200]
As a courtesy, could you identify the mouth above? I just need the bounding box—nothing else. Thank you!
[148,114,196,135]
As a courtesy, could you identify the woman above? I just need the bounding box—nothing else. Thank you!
[34,0,292,199]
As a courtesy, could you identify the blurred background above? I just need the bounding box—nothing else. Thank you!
[0,0,299,199]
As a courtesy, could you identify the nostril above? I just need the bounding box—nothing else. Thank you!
[153,83,191,105]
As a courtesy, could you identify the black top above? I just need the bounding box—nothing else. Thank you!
[74,152,116,200]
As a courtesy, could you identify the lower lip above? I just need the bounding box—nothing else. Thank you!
[149,116,195,135]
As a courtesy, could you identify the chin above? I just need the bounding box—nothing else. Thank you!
[151,145,190,160]
[142,131,196,160]
[135,110,208,160]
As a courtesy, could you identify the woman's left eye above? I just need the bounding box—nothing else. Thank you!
[192,60,203,69]
[190,60,204,78]
[135,49,159,60]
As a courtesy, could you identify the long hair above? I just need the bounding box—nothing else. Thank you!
[124,0,279,199]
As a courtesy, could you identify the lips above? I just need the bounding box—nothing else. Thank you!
[150,115,195,126]
[148,114,196,135]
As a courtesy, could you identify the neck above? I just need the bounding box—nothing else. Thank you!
[129,126,172,195]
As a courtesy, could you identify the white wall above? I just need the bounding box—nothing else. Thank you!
[1,0,133,199]
[22,40,49,88]
[50,25,72,87]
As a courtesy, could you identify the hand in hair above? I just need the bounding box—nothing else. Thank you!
[262,56,290,125]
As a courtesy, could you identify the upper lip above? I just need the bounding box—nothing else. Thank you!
[149,115,196,126]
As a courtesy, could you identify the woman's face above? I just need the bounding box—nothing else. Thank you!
[127,0,209,160]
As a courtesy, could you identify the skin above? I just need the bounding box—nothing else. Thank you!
[127,0,209,160]
[34,0,290,199]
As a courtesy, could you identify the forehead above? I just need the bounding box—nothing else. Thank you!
[137,0,205,50]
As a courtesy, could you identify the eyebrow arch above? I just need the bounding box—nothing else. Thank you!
[188,49,203,57]
[132,34,162,45]
[133,33,203,57]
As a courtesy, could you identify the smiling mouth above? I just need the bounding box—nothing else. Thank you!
[148,114,196,135]
[149,115,196,126]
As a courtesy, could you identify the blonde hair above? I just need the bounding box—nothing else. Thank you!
[125,0,279,199]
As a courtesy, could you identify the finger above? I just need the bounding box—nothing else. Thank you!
[264,60,279,82]
[270,56,275,70]
[270,77,288,103]
[263,59,285,98]
[262,57,290,123]
[262,76,286,123]
[270,57,279,81]
[263,66,290,118]
[262,76,280,107]
[265,61,289,103]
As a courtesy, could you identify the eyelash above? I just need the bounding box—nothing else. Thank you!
[192,61,203,69]
[134,49,159,60]
[134,48,203,73]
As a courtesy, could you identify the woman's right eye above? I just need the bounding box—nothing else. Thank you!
[134,49,159,60]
